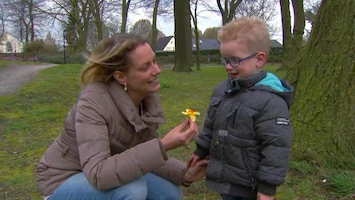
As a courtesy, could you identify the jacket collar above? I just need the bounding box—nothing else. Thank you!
[108,81,165,132]
[227,71,267,93]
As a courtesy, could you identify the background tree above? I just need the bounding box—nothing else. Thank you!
[202,27,219,39]
[279,0,305,71]
[191,0,201,70]
[4,0,48,42]
[120,0,131,33]
[151,0,160,50]
[0,2,6,35]
[286,0,355,166]
[304,0,320,38]
[236,0,279,38]
[203,0,279,36]
[130,19,152,37]
[139,0,173,51]
[88,0,104,41]
[216,0,242,25]
[173,0,193,72]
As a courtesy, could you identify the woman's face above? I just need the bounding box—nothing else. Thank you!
[124,43,161,100]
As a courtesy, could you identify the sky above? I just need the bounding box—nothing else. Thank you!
[130,7,285,43]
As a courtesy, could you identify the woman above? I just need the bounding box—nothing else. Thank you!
[36,33,208,200]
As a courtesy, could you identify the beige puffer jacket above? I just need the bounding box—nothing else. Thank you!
[36,81,187,196]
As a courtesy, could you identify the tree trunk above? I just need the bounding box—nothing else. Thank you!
[279,0,292,70]
[279,0,305,71]
[290,0,305,57]
[120,0,131,33]
[29,0,34,41]
[191,0,200,71]
[173,0,192,72]
[89,0,104,41]
[216,0,242,25]
[150,0,160,51]
[286,0,355,166]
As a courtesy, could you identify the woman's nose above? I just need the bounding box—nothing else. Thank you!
[153,63,161,74]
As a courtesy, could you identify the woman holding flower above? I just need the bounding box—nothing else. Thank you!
[36,33,208,200]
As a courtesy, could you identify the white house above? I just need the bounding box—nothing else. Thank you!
[0,32,24,53]
[156,36,175,52]
[156,36,220,52]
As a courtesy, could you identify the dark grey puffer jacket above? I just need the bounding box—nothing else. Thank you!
[194,71,294,198]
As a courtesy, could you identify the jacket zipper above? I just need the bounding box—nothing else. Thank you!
[241,149,257,189]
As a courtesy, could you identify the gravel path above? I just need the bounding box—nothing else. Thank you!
[0,63,57,96]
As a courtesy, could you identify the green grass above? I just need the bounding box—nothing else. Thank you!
[0,60,39,68]
[0,63,354,200]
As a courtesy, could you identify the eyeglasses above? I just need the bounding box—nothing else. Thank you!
[221,53,257,68]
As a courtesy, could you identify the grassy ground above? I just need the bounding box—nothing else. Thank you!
[0,63,354,200]
[0,60,39,68]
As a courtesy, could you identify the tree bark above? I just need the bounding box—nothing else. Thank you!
[150,0,160,51]
[290,0,305,59]
[216,0,242,25]
[89,0,104,42]
[191,0,200,71]
[173,0,192,72]
[279,0,292,70]
[279,0,305,71]
[120,0,131,33]
[286,0,355,165]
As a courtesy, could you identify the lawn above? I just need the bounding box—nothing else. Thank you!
[0,63,353,199]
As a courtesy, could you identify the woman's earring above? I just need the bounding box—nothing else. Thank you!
[124,83,127,91]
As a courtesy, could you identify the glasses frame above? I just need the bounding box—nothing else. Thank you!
[221,53,258,68]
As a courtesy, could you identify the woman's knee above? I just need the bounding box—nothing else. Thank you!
[111,176,148,200]
[144,173,183,200]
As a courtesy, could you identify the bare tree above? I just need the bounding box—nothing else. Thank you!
[88,0,104,41]
[120,0,131,33]
[130,19,152,37]
[0,3,6,35]
[4,0,48,42]
[202,27,219,39]
[137,0,173,51]
[304,0,321,37]
[279,0,305,71]
[151,0,160,50]
[202,0,279,36]
[216,0,242,25]
[174,0,192,72]
[190,0,201,70]
[236,0,279,38]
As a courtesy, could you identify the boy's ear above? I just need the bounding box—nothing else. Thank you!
[256,52,267,68]
[113,71,126,85]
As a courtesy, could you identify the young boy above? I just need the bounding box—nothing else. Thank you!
[188,17,294,200]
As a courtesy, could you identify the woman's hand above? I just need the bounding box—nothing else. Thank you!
[160,118,198,151]
[183,158,209,183]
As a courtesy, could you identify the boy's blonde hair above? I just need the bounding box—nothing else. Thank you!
[217,17,270,57]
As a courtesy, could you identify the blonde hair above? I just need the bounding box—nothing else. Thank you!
[80,34,148,86]
[217,17,270,57]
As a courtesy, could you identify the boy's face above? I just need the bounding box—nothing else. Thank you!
[220,39,266,79]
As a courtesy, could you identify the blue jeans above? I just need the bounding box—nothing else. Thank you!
[48,172,183,200]
[221,193,256,200]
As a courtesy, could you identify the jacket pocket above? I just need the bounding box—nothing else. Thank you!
[241,149,257,189]
[208,97,222,121]
[226,102,241,127]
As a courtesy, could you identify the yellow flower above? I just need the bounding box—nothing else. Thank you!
[181,109,200,122]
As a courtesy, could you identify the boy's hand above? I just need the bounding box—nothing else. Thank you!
[187,154,200,167]
[257,192,274,200]
[183,158,209,183]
